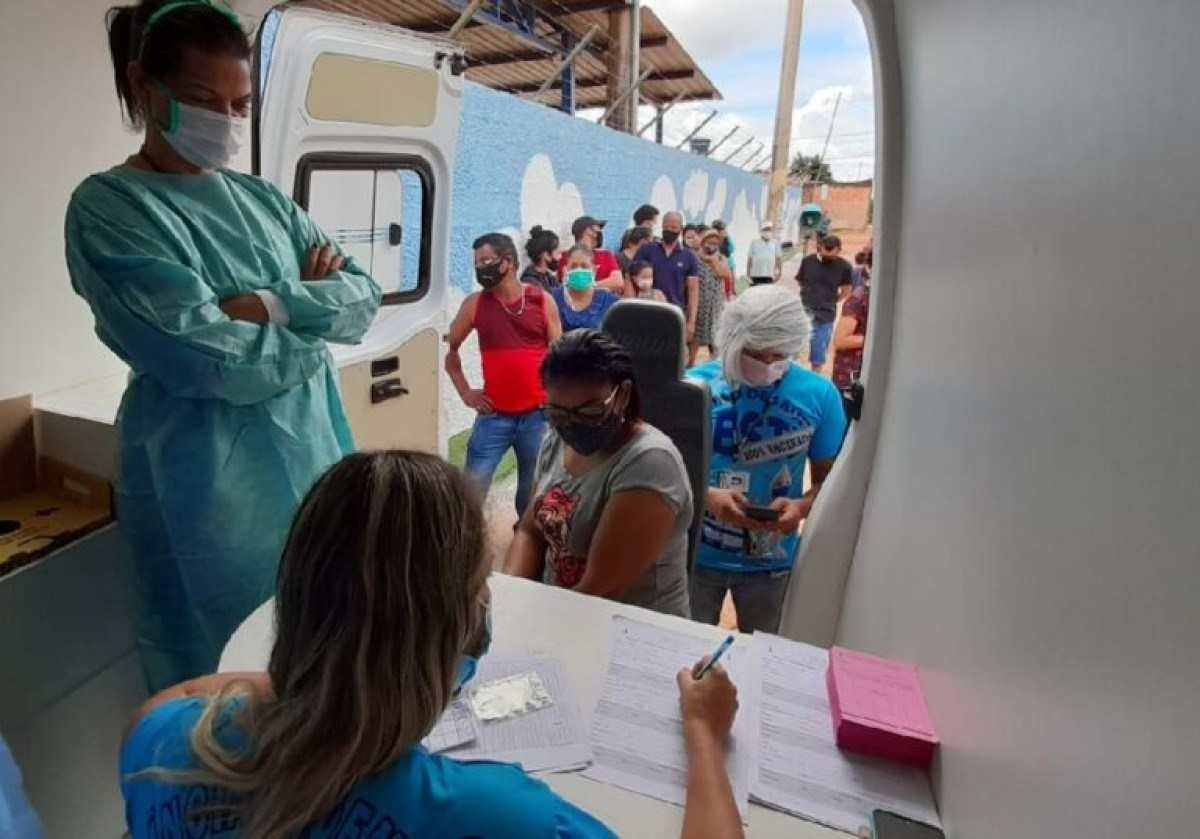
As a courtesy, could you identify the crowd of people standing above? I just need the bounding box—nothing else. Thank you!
[451,204,874,635]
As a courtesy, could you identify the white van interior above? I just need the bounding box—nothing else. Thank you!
[1,0,1198,836]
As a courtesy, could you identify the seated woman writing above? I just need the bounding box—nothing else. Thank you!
[505,330,694,617]
[119,451,741,838]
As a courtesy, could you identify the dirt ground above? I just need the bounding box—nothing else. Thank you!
[485,227,872,630]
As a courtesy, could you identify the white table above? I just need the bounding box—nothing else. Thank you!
[221,574,846,838]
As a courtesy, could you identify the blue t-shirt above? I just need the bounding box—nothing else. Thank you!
[120,697,614,838]
[633,241,699,309]
[687,360,846,573]
[550,286,619,332]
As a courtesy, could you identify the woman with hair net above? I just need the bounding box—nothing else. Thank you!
[686,285,847,633]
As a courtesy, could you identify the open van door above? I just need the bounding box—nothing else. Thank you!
[255,7,463,453]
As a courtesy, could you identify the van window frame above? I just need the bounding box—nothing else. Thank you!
[292,152,435,306]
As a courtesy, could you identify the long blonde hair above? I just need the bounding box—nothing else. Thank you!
[161,451,489,837]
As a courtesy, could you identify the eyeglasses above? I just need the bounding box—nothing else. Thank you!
[543,385,621,426]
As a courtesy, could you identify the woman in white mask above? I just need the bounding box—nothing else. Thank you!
[686,285,847,633]
[64,0,381,692]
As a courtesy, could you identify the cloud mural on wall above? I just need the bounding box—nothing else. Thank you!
[520,153,584,246]
[682,169,710,219]
[704,178,729,225]
[728,189,760,277]
[650,175,678,218]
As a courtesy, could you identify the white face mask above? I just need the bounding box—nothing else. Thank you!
[738,352,789,387]
[636,276,654,292]
[160,97,247,172]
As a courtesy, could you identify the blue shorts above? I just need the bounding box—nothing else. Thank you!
[809,319,835,365]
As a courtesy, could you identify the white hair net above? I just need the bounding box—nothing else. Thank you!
[716,284,812,383]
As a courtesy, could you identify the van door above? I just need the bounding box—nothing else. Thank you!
[254,6,463,454]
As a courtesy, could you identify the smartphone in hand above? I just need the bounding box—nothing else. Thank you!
[743,504,782,522]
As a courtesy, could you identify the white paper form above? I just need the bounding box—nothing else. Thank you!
[583,617,754,820]
[422,700,478,754]
[450,653,593,773]
[749,633,941,834]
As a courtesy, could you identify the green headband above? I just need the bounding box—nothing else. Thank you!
[143,0,240,37]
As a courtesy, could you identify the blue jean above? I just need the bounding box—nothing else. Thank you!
[465,409,547,517]
[809,319,835,366]
[689,565,791,634]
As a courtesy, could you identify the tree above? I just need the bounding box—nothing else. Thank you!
[789,153,832,182]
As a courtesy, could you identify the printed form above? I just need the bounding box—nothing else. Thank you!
[750,633,941,833]
[583,617,755,820]
[449,653,593,773]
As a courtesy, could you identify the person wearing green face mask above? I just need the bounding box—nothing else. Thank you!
[549,244,621,333]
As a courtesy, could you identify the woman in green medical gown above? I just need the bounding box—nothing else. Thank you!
[65,0,381,690]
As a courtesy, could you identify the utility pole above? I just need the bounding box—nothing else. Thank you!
[767,0,805,231]
[626,0,641,131]
[816,90,843,175]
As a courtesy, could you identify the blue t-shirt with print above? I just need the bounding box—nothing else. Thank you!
[120,697,615,839]
[687,360,846,573]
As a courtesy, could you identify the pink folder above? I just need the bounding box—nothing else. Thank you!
[826,646,939,768]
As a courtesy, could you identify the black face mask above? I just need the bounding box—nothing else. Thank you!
[546,256,559,271]
[662,229,680,245]
[703,244,719,255]
[475,260,505,289]
[555,412,624,456]
[593,230,604,249]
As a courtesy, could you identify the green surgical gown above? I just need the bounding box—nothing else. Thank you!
[64,166,381,691]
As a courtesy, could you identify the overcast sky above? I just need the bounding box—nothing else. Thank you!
[585,0,875,182]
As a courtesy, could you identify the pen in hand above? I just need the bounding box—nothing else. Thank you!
[695,634,735,679]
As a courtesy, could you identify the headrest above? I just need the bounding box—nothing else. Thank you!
[602,300,688,383]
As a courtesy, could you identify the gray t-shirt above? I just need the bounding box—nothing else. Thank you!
[532,423,693,618]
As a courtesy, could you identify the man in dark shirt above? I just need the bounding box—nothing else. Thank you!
[796,234,853,372]
[634,210,700,340]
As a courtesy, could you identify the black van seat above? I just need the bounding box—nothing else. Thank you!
[602,300,711,570]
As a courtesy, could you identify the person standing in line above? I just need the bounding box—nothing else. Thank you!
[615,225,652,287]
[796,233,853,373]
[633,203,660,234]
[833,273,870,399]
[687,286,846,634]
[67,0,382,690]
[635,211,701,341]
[446,233,562,517]
[551,245,621,332]
[712,219,737,278]
[629,259,667,302]
[691,229,730,364]
[746,222,782,286]
[560,216,624,292]
[520,225,562,291]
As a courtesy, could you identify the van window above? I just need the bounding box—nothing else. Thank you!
[294,155,433,305]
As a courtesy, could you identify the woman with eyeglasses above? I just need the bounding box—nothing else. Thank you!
[504,330,694,617]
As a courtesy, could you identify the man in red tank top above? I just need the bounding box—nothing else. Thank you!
[446,233,563,516]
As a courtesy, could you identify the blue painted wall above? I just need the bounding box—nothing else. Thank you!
[447,82,803,293]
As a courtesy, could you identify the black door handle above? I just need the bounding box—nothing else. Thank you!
[371,378,410,404]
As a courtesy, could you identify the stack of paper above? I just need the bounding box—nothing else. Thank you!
[748,633,941,834]
[448,653,593,773]
[582,616,754,821]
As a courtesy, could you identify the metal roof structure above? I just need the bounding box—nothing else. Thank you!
[294,0,722,113]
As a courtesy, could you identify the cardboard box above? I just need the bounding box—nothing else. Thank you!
[0,396,113,579]
[826,645,939,768]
